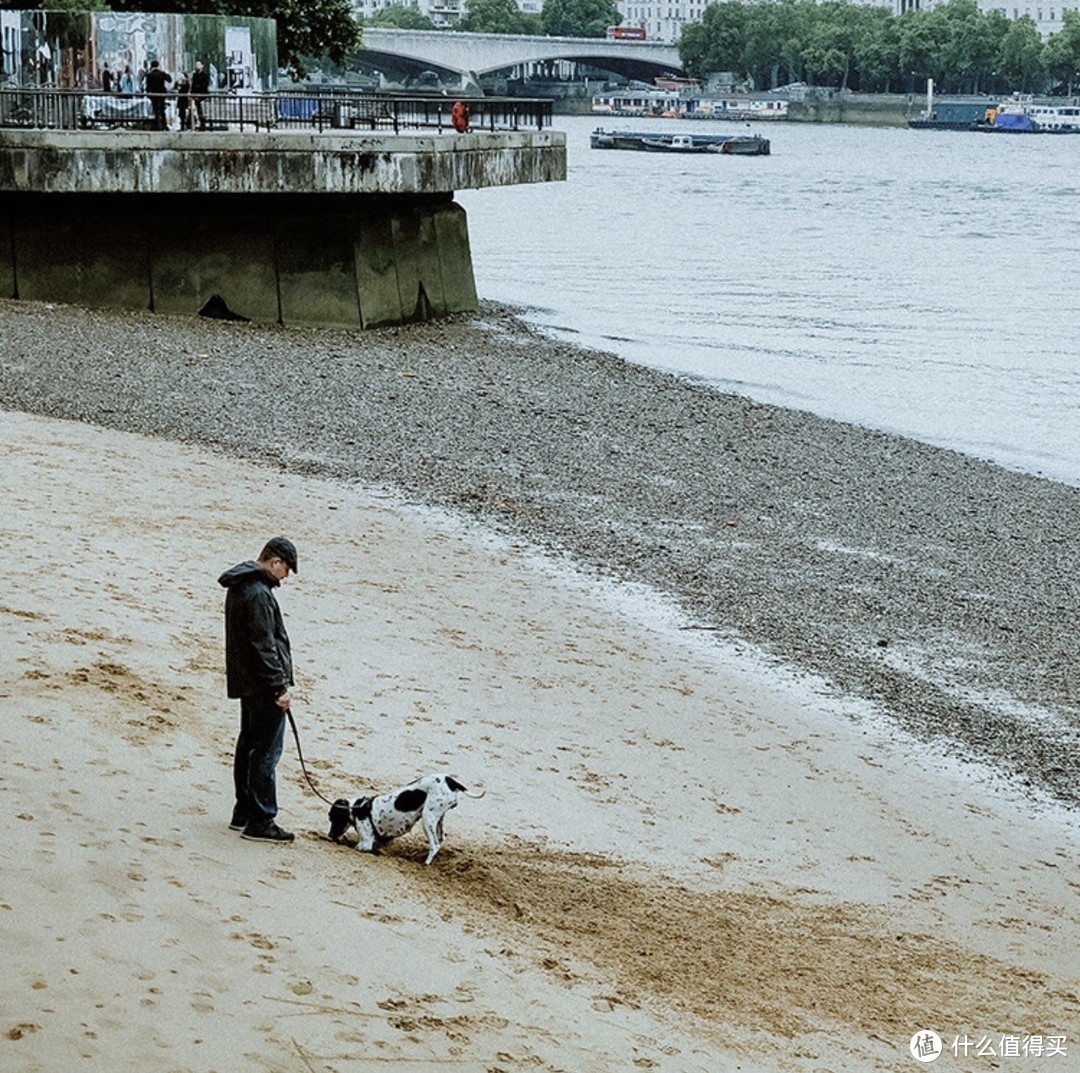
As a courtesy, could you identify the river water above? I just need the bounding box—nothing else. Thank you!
[459,115,1079,488]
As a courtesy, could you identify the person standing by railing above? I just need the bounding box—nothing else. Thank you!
[176,71,192,130]
[119,65,135,96]
[145,59,172,131]
[191,60,210,131]
[451,99,471,133]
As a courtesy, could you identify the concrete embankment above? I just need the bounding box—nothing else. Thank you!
[788,92,920,126]
[552,91,968,126]
[0,128,566,327]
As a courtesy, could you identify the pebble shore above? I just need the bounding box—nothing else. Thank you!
[2,298,1077,807]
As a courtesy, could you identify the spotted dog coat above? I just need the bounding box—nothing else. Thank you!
[328,774,485,865]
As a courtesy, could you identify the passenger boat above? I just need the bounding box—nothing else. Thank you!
[590,128,770,155]
[591,87,788,121]
[973,95,1080,133]
[591,88,684,118]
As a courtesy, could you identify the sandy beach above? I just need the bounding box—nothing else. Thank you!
[2,411,1077,1072]
[1,299,1077,1071]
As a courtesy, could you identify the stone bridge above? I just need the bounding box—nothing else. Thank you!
[359,28,684,83]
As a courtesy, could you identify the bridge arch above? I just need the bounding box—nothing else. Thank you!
[358,28,685,84]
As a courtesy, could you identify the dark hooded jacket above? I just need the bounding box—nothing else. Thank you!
[218,561,293,699]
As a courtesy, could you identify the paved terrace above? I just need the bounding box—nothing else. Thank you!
[0,92,566,328]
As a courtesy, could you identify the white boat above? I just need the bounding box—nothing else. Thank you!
[591,88,684,118]
[591,89,788,121]
[687,97,789,121]
[975,94,1080,133]
[1026,101,1080,132]
[639,134,718,153]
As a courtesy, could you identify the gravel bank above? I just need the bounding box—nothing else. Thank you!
[2,298,1077,806]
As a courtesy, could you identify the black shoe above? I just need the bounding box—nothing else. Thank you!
[241,822,294,843]
[229,809,247,831]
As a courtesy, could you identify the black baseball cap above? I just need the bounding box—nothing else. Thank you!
[261,536,298,573]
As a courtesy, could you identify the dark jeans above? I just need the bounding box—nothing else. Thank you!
[233,693,286,827]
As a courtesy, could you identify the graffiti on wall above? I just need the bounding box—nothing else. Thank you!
[0,9,276,93]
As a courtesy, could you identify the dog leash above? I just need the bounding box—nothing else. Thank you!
[286,707,337,807]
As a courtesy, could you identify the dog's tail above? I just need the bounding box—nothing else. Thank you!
[446,776,486,799]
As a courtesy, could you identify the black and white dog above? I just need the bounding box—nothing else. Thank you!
[328,774,485,864]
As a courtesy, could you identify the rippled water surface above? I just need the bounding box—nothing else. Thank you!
[459,116,1079,486]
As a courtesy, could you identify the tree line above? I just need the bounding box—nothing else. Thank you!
[27,0,1080,94]
[678,0,1080,95]
[372,0,1080,95]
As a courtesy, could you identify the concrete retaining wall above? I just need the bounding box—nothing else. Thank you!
[788,94,919,127]
[0,191,477,328]
[0,129,566,196]
[0,127,563,327]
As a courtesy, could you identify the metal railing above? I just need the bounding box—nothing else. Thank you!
[0,87,553,135]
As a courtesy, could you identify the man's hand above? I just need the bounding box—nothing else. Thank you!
[276,690,291,709]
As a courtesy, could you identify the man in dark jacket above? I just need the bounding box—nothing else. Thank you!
[191,59,210,130]
[219,537,299,843]
[145,59,172,130]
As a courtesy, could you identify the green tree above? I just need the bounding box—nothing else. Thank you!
[1042,10,1080,93]
[368,4,436,30]
[774,0,815,86]
[851,5,901,91]
[678,1,748,81]
[997,15,1047,92]
[803,2,864,89]
[929,0,998,93]
[43,0,110,10]
[105,0,362,77]
[897,10,941,91]
[458,0,542,34]
[540,0,621,38]
[675,0,1070,95]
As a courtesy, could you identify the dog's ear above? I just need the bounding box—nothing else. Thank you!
[328,800,352,842]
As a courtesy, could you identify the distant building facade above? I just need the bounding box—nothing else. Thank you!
[351,0,463,28]
[615,0,1076,45]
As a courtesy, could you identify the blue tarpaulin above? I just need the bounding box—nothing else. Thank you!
[995,112,1036,131]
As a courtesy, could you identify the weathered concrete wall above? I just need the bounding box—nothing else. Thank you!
[0,127,561,326]
[788,93,919,127]
[0,129,566,196]
[0,214,13,299]
[0,192,477,328]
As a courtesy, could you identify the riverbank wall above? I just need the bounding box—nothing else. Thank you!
[551,91,982,126]
[0,126,565,327]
